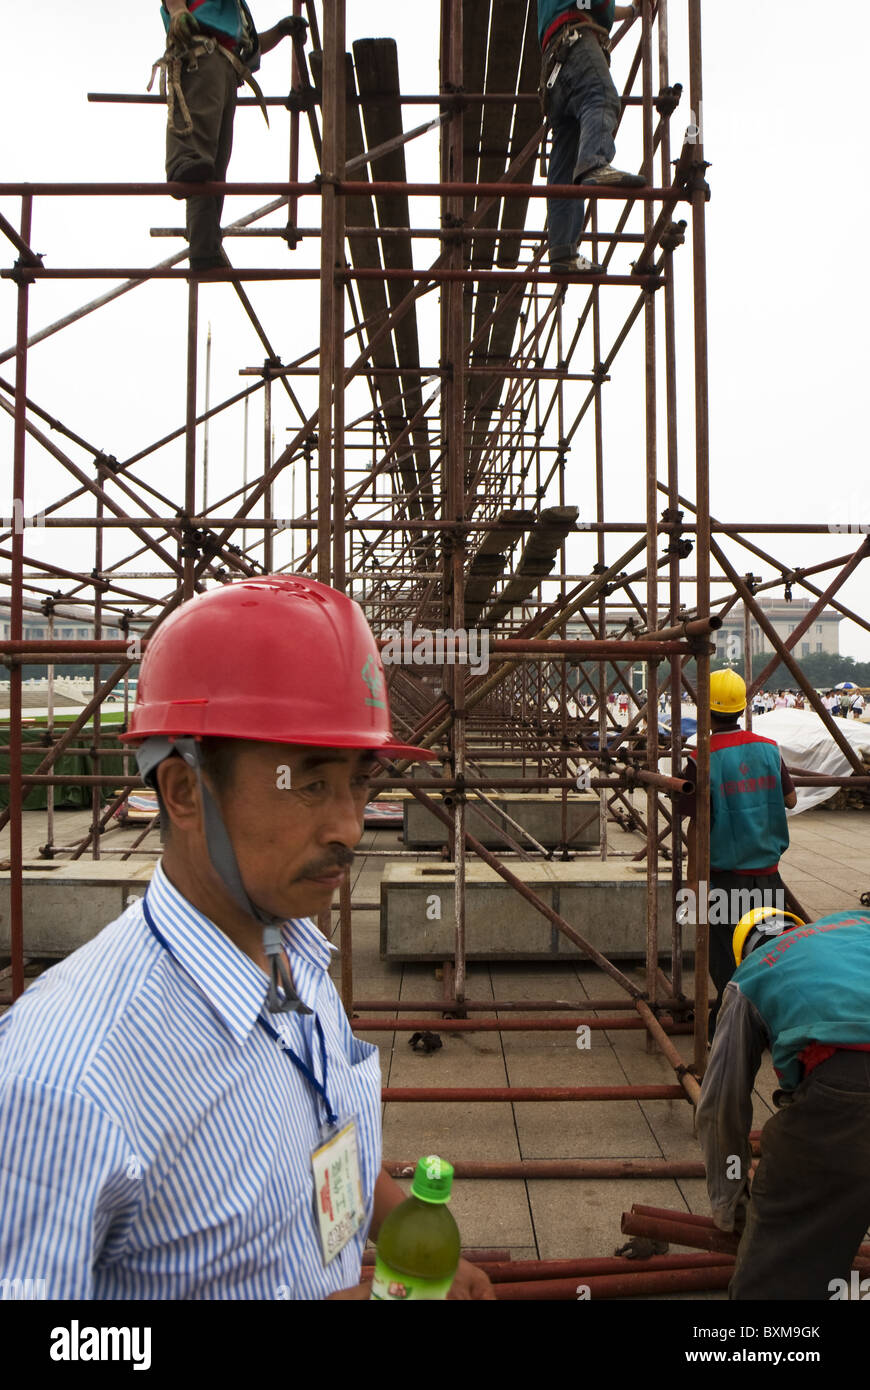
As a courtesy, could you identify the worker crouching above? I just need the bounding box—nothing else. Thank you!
[697,905,870,1300]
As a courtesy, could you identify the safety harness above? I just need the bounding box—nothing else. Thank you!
[539,18,613,116]
[149,34,270,137]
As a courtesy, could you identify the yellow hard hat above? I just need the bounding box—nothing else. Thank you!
[732,905,805,968]
[710,669,747,714]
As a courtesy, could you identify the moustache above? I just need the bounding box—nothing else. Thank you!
[298,848,355,878]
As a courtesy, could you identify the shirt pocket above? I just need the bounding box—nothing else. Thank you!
[326,1043,382,1221]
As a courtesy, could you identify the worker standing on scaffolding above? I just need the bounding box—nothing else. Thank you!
[0,579,494,1300]
[679,670,796,1037]
[154,2,308,271]
[697,905,870,1299]
[537,1,646,274]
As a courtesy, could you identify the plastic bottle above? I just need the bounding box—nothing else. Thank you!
[370,1155,461,1300]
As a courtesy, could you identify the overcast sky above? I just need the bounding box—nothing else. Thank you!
[2,1,869,659]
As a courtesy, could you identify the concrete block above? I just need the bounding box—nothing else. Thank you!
[0,859,154,956]
[380,860,674,962]
[403,791,599,850]
[468,761,535,788]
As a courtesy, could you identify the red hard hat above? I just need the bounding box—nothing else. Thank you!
[121,576,435,760]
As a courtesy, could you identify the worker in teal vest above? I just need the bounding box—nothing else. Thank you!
[680,669,796,1036]
[155,2,308,271]
[697,905,870,1299]
[537,2,645,274]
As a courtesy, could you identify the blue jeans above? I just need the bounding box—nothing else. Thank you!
[545,32,621,263]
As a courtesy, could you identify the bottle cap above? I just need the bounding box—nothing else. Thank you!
[411,1154,454,1204]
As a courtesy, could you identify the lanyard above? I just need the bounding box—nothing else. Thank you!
[256,1012,336,1128]
[141,891,337,1127]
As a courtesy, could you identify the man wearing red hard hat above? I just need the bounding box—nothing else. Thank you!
[0,578,493,1301]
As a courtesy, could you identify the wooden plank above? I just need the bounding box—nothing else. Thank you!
[310,50,421,513]
[484,508,579,625]
[353,38,433,515]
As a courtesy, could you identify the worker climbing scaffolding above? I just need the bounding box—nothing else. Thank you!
[537,1,647,273]
[153,1,308,270]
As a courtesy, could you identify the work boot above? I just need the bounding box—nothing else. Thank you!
[577,164,646,188]
[549,253,604,275]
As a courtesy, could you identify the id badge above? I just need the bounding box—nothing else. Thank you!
[311,1116,365,1266]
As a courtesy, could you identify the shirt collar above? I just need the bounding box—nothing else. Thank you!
[144,861,337,1045]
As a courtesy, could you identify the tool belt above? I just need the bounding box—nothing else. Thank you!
[148,37,269,137]
[538,20,612,118]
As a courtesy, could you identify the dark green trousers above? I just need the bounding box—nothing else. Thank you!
[708,869,787,1038]
[165,47,238,262]
[731,1050,870,1299]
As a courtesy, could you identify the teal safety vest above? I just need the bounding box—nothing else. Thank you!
[735,912,870,1090]
[690,730,789,871]
[537,1,617,46]
[160,0,260,70]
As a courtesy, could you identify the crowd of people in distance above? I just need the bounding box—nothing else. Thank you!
[575,686,868,724]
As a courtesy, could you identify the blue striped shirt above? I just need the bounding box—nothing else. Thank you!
[0,862,382,1299]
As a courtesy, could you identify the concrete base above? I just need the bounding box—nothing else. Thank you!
[466,761,536,788]
[0,860,154,956]
[380,860,674,962]
[411,759,538,787]
[403,791,599,850]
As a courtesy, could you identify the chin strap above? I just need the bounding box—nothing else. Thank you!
[140,735,311,1015]
[262,924,309,1014]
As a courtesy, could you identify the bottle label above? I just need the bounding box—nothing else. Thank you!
[370,1255,454,1301]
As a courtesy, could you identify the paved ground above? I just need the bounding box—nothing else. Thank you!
[2,800,868,1292]
[345,806,870,1273]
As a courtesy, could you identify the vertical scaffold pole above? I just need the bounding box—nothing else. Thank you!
[320,0,351,1005]
[263,372,273,572]
[441,0,467,1004]
[183,280,198,601]
[317,0,345,587]
[9,195,32,1002]
[688,0,712,1072]
[591,206,608,865]
[658,0,685,998]
[641,0,659,1009]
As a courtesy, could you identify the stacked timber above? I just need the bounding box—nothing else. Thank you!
[818,747,870,810]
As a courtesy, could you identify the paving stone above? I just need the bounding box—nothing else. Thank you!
[528,1178,694,1260]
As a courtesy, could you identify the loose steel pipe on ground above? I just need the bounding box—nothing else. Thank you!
[384,1159,709,1179]
[630,1204,870,1263]
[353,998,688,1012]
[621,1210,738,1255]
[353,1016,691,1032]
[479,1253,733,1283]
[624,1206,870,1270]
[381,1085,686,1102]
[494,1266,732,1300]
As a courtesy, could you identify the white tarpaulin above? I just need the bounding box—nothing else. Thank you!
[671,709,870,814]
[750,710,870,814]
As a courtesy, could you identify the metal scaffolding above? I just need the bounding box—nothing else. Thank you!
[2,0,868,1293]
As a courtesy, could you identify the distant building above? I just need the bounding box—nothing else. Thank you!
[713,597,842,665]
[562,596,842,685]
[0,601,126,642]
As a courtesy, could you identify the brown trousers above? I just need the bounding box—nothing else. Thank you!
[165,47,238,262]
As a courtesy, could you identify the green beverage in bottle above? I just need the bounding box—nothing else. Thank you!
[370,1155,461,1300]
